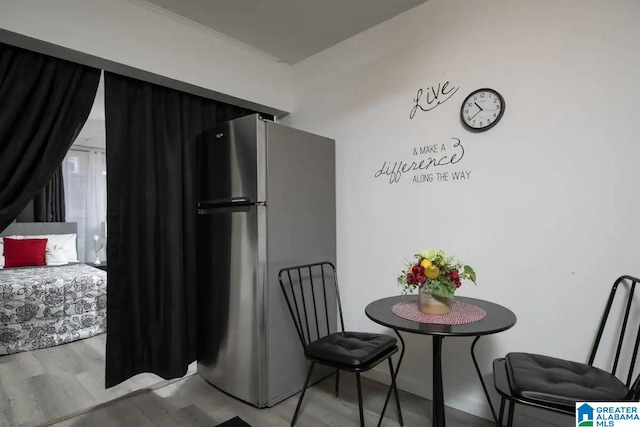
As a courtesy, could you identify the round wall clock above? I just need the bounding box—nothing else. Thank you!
[460,88,505,132]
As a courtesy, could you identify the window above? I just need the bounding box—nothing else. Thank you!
[62,149,106,262]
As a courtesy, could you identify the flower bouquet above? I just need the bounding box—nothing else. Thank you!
[397,249,476,314]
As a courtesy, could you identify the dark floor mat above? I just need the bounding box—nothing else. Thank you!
[215,416,252,427]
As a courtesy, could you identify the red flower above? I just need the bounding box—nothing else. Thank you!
[411,265,423,275]
[407,273,416,285]
[445,270,462,288]
[446,270,459,279]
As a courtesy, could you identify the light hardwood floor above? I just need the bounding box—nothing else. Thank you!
[48,369,495,427]
[1,334,495,427]
[0,334,195,427]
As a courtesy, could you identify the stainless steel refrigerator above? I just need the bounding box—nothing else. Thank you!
[196,114,336,408]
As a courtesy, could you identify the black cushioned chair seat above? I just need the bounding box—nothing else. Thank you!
[505,352,630,412]
[306,331,396,367]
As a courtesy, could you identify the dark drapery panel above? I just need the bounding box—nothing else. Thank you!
[104,71,255,387]
[16,165,66,222]
[0,42,100,231]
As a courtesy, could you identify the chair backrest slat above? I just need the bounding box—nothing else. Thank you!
[278,261,342,351]
[612,283,636,377]
[589,280,620,366]
[588,275,640,394]
[296,269,312,345]
[627,325,640,386]
[285,269,306,347]
[308,265,321,341]
[335,269,346,333]
[320,264,331,337]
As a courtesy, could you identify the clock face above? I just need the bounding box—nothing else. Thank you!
[460,88,505,131]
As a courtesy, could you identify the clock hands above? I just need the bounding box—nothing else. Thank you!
[468,102,485,120]
[468,101,501,121]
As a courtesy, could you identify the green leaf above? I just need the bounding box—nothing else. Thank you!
[463,265,477,284]
[431,280,456,299]
[431,287,454,299]
[416,249,445,260]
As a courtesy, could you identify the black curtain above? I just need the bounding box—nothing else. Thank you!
[16,165,66,222]
[0,42,100,231]
[104,72,255,387]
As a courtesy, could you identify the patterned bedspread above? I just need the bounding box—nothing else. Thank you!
[0,264,106,355]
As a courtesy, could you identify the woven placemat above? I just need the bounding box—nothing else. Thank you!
[391,300,487,325]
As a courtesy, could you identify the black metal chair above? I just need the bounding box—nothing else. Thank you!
[493,275,640,426]
[278,261,404,427]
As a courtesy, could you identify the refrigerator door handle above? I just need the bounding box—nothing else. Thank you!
[198,197,252,209]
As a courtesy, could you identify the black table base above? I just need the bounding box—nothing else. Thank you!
[379,334,499,427]
[432,336,445,426]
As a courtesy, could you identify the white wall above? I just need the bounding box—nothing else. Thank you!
[286,0,640,424]
[0,0,293,113]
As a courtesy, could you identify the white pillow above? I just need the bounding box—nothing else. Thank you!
[13,234,78,263]
[46,244,68,266]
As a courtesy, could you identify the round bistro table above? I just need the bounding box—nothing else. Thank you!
[365,295,516,427]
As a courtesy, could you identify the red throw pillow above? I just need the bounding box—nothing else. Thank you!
[3,238,47,268]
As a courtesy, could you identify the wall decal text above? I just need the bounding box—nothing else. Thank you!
[409,81,459,119]
[373,138,471,184]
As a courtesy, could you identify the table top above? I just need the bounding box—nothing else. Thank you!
[365,295,516,337]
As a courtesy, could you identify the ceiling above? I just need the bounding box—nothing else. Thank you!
[72,1,429,149]
[143,0,429,64]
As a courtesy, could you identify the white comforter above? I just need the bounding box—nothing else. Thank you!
[0,264,106,355]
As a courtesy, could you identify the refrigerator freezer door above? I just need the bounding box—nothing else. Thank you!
[196,114,266,204]
[197,204,267,406]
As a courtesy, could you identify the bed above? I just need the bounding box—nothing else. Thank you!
[0,222,107,355]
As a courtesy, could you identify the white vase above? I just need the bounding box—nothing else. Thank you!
[418,286,452,315]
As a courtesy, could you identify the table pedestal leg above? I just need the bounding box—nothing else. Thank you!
[432,336,445,427]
